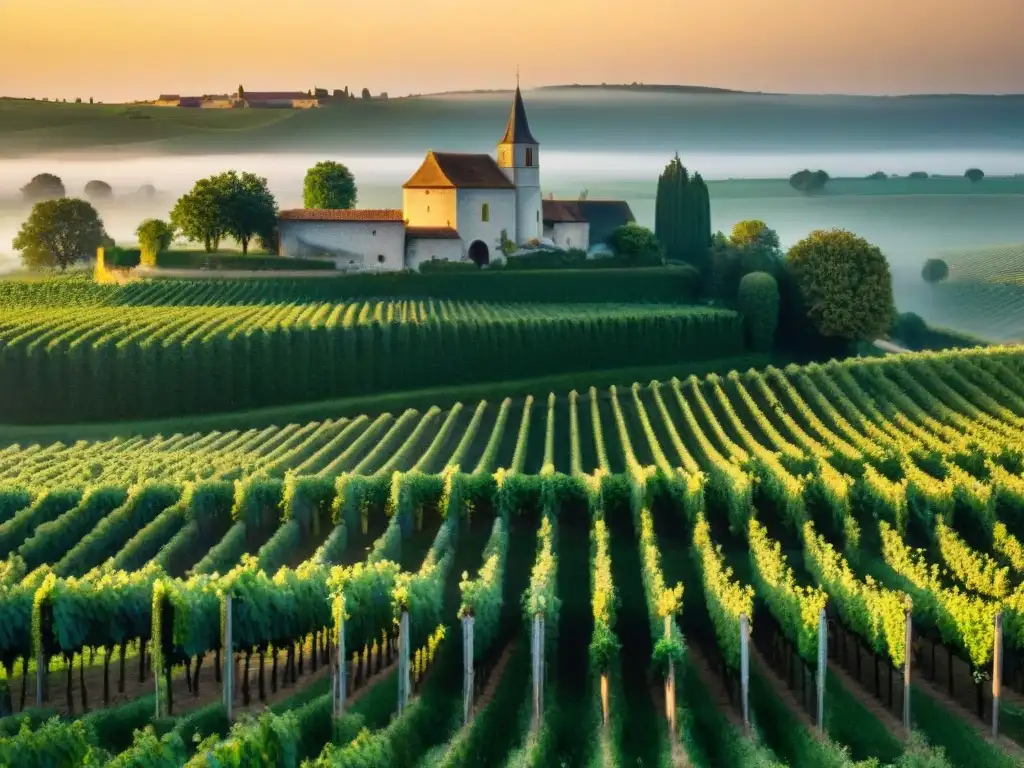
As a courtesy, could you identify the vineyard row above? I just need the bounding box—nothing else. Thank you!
[0,302,740,423]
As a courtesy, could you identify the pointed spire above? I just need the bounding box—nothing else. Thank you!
[499,74,537,145]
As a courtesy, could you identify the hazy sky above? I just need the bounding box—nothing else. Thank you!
[2,0,1022,101]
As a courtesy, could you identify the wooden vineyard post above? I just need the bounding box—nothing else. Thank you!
[531,613,545,731]
[333,597,346,719]
[993,611,1003,738]
[664,615,677,735]
[223,594,233,721]
[740,614,750,734]
[397,610,410,715]
[903,607,912,732]
[154,645,161,720]
[35,640,44,707]
[601,671,610,727]
[462,615,475,725]
[817,608,827,732]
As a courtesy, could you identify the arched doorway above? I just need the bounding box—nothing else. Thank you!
[468,240,490,268]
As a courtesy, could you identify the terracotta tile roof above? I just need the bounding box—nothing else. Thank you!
[406,226,460,240]
[500,86,538,145]
[403,151,514,190]
[542,200,587,224]
[243,92,311,101]
[279,209,405,222]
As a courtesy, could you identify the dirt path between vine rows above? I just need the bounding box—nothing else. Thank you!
[685,641,745,732]
[749,644,819,734]
[827,662,906,742]
[912,674,1024,760]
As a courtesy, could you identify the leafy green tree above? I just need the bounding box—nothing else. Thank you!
[730,220,781,255]
[785,228,894,341]
[965,168,984,183]
[20,173,66,203]
[890,312,928,349]
[921,258,949,284]
[223,172,278,254]
[135,219,175,266]
[737,271,779,352]
[171,176,229,252]
[705,222,783,300]
[172,172,276,254]
[13,198,108,271]
[654,154,711,269]
[789,169,829,193]
[303,161,358,210]
[84,180,113,201]
[867,171,888,180]
[608,223,664,265]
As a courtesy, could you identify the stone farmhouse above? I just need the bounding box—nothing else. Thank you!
[276,87,635,271]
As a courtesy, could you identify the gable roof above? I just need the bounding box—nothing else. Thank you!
[541,200,587,224]
[500,86,538,145]
[543,199,636,243]
[279,208,404,222]
[575,200,636,244]
[403,151,514,190]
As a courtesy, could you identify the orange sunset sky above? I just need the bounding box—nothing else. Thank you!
[1,0,1022,101]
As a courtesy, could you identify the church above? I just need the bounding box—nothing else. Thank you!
[277,86,635,271]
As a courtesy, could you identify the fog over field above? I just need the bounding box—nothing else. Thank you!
[2,90,1023,334]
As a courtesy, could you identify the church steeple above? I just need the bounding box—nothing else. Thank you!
[497,76,541,245]
[499,82,537,145]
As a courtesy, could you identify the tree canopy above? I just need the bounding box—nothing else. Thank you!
[223,172,278,255]
[84,180,113,201]
[171,172,277,254]
[21,174,66,203]
[654,154,711,270]
[785,228,894,341]
[13,198,108,271]
[303,161,358,210]
[965,168,985,183]
[737,271,779,352]
[789,169,829,193]
[921,258,949,284]
[136,219,175,266]
[730,220,781,254]
[608,223,664,265]
[704,221,783,300]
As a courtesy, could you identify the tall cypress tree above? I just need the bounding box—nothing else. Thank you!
[655,155,712,271]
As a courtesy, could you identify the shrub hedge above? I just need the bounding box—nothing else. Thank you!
[153,251,336,272]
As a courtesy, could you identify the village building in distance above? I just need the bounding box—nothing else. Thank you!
[276,86,635,271]
[152,86,380,109]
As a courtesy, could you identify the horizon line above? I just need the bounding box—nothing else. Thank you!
[3,81,1024,104]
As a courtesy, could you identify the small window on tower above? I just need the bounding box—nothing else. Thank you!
[482,203,490,222]
[525,147,533,167]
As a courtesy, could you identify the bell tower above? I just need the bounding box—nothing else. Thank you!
[496,73,541,244]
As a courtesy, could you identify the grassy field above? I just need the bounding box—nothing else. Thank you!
[1,345,1023,766]
[899,243,1024,343]
[3,91,1023,161]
